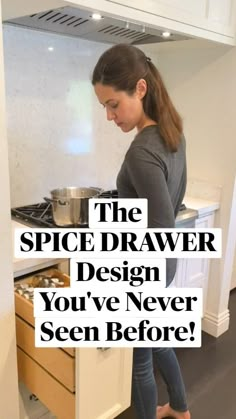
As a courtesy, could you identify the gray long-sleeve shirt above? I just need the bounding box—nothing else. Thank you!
[116,125,187,285]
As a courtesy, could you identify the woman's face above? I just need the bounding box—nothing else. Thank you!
[94,81,148,132]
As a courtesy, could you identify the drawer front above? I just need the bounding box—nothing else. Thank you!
[17,347,75,419]
[15,268,75,358]
[15,291,34,326]
[16,316,75,392]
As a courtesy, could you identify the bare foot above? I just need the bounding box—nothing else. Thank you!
[157,403,191,419]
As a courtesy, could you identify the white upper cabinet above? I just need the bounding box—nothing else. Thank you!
[108,0,208,25]
[105,0,236,44]
[207,0,235,37]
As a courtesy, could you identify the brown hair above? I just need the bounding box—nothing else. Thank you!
[92,44,183,152]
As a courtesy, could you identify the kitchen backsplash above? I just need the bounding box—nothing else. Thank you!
[3,25,224,209]
[3,25,135,207]
[186,178,222,202]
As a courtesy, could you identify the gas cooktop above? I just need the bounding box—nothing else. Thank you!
[11,190,196,228]
[11,190,119,228]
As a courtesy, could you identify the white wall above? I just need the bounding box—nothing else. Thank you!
[3,25,134,207]
[0,5,19,419]
[144,39,236,333]
[232,253,236,289]
[3,25,236,335]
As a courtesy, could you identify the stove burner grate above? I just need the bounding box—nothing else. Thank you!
[12,202,55,227]
[11,189,119,227]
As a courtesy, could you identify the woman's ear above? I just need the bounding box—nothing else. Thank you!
[136,79,147,99]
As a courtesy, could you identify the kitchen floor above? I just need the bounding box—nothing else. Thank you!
[118,288,236,419]
[19,290,236,419]
[19,383,56,419]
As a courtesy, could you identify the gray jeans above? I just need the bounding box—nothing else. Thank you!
[132,347,188,419]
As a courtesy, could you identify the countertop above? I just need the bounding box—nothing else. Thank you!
[12,220,64,278]
[184,197,220,217]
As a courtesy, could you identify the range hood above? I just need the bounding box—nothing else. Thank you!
[4,6,191,45]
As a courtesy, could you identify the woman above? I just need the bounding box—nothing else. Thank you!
[92,44,190,419]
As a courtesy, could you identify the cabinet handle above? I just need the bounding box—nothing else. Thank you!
[97,347,111,351]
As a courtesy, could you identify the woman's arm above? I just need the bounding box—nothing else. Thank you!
[125,146,175,229]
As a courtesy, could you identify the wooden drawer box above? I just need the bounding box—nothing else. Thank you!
[15,268,133,419]
[15,269,76,418]
[14,268,75,358]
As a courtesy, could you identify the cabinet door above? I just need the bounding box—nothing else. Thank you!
[171,256,208,289]
[108,0,207,27]
[169,259,186,288]
[207,0,235,37]
[183,213,215,313]
[108,0,207,23]
[184,257,208,289]
[106,0,235,41]
[75,347,133,419]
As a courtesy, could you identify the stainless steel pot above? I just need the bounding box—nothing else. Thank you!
[45,187,102,226]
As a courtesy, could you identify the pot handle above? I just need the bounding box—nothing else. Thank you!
[44,196,70,206]
[44,196,55,204]
[89,186,104,196]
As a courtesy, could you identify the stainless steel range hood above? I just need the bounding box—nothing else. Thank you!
[4,6,191,45]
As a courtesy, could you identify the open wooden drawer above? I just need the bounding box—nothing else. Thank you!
[15,269,75,418]
[15,268,133,419]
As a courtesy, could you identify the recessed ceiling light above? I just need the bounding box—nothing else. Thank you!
[162,31,171,38]
[48,46,54,51]
[91,13,103,20]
